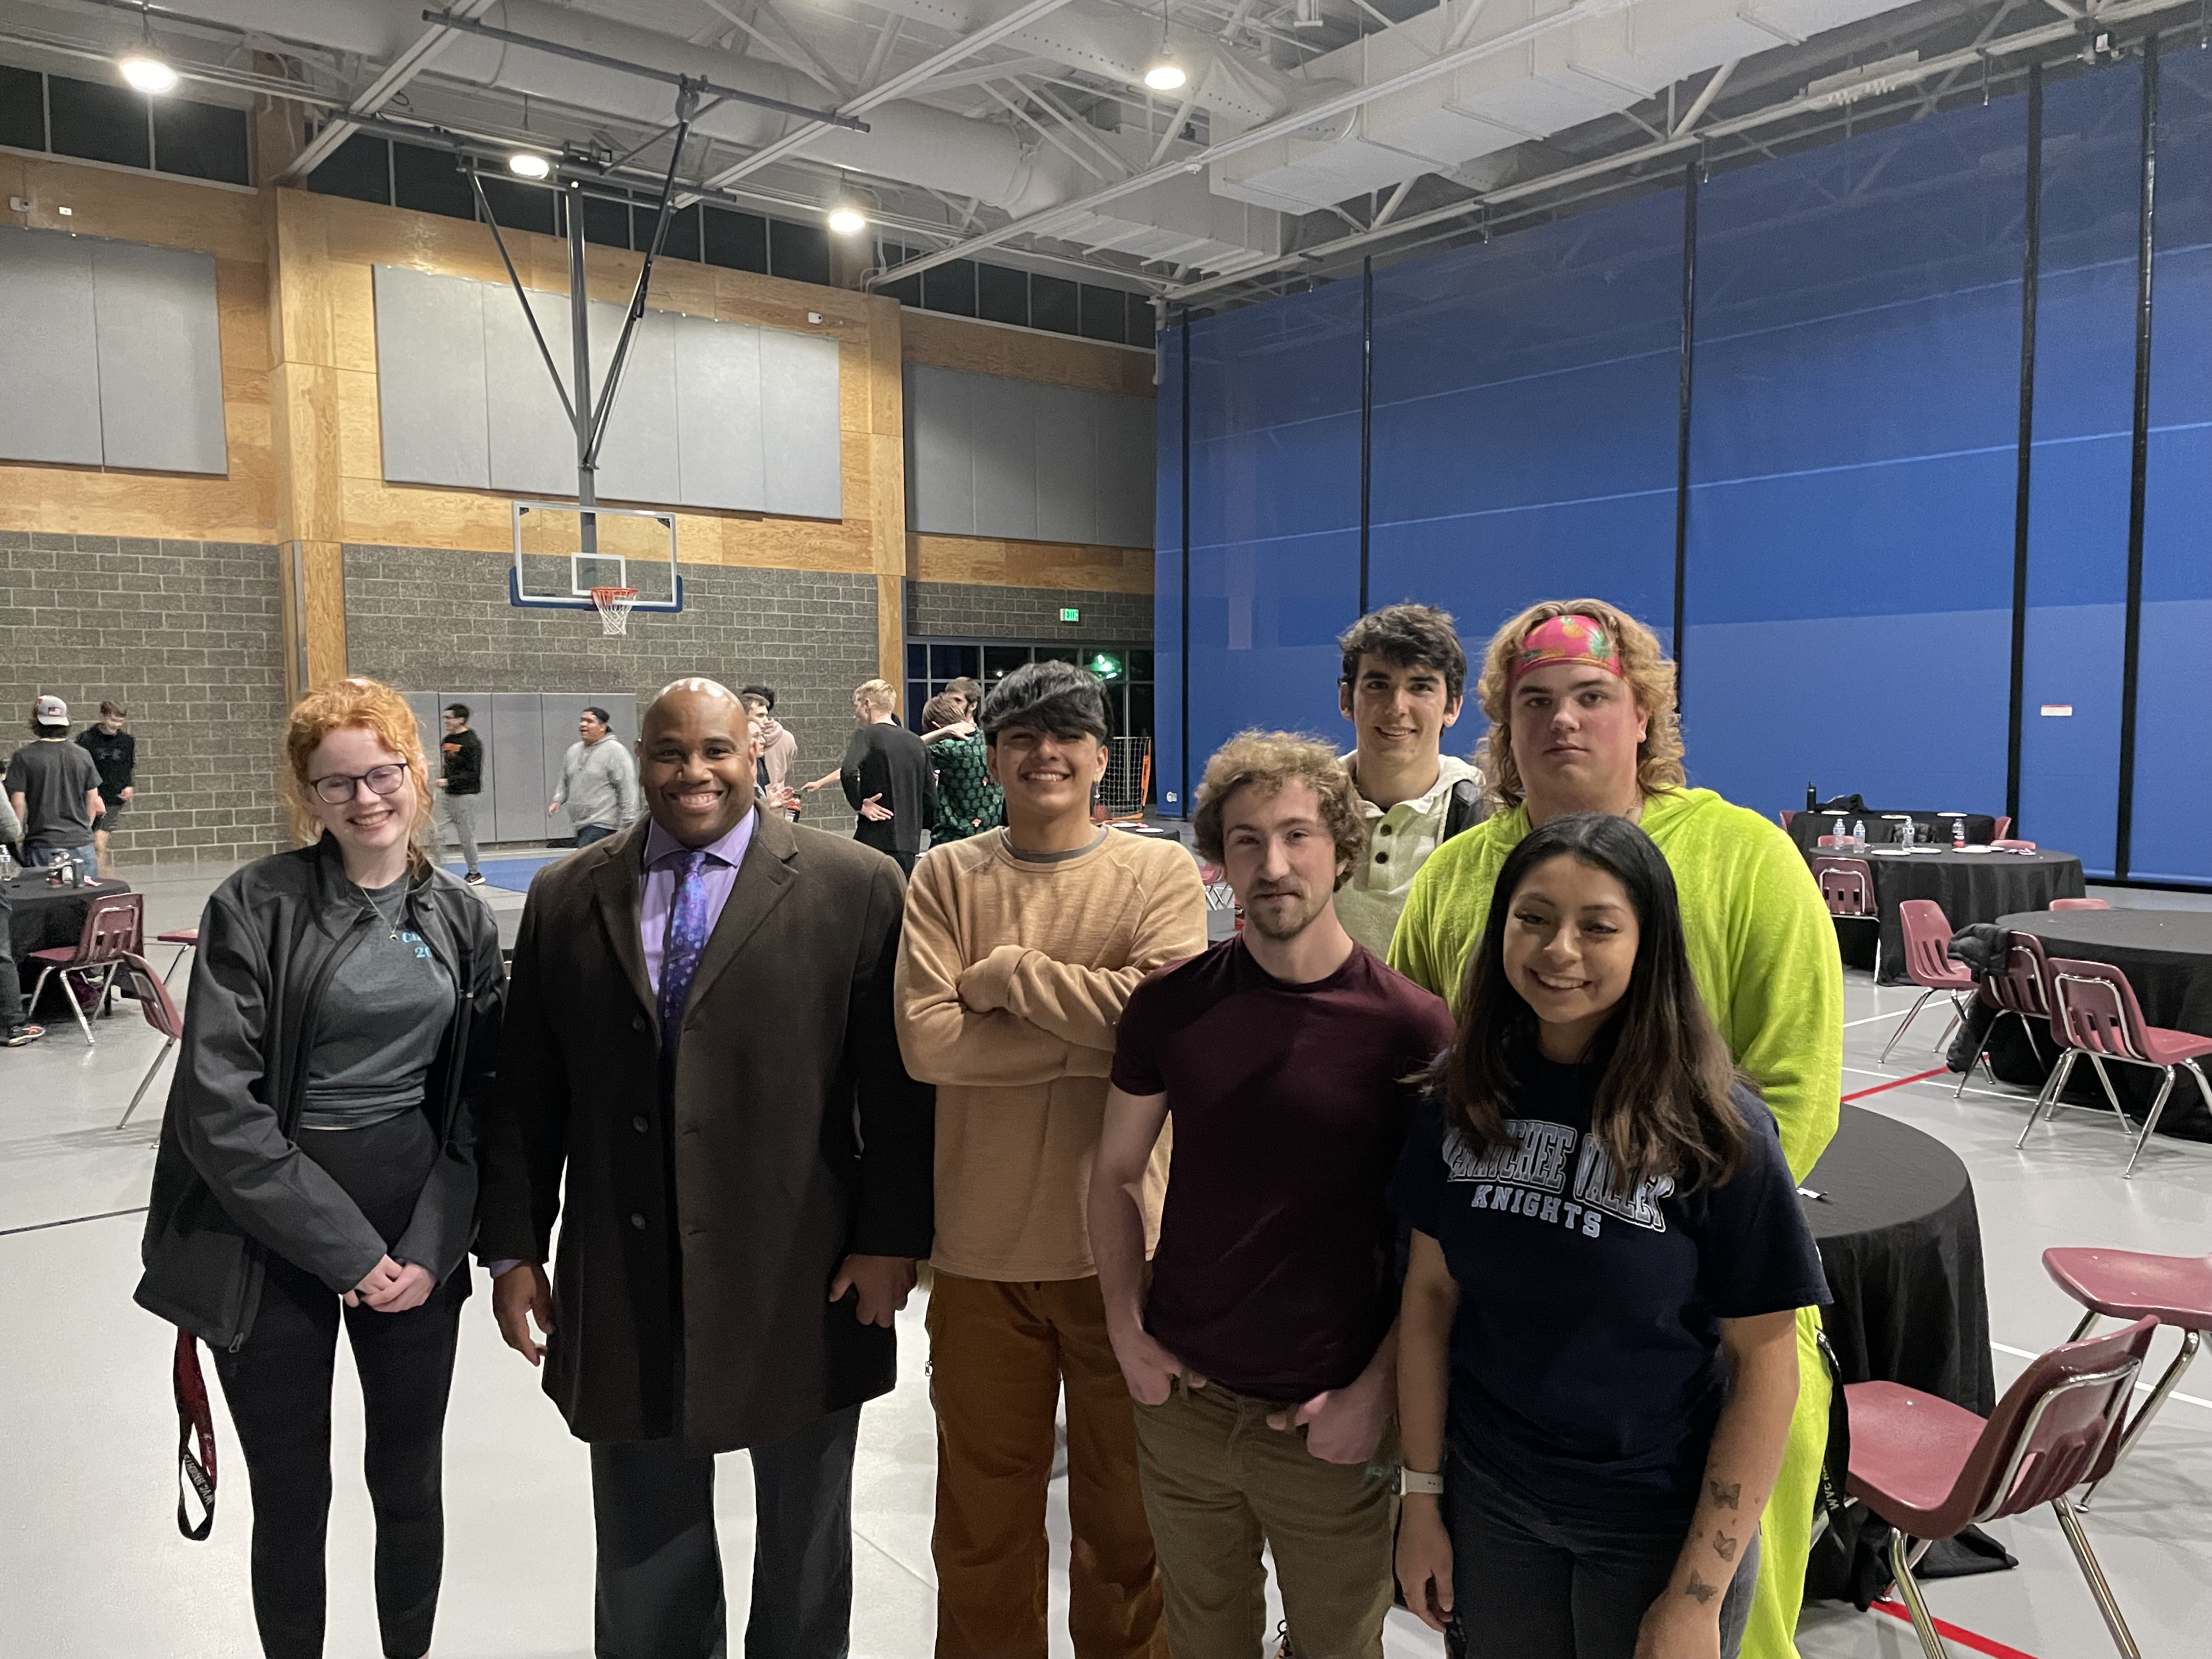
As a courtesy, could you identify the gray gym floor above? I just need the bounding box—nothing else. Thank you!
[3,856,2205,1657]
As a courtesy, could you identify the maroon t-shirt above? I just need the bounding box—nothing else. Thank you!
[1111,936,1455,1402]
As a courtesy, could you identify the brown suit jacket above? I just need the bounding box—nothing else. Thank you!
[478,810,933,1453]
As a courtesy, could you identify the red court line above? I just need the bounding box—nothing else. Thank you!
[1843,1066,1949,1102]
[1870,1597,2044,1659]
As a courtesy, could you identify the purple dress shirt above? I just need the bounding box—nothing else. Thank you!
[640,810,758,998]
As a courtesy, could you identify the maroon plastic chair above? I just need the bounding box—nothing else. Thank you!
[1883,900,1974,1062]
[1993,815,2013,842]
[2020,957,2212,1177]
[114,952,185,1131]
[1812,856,1882,980]
[25,891,143,1046]
[156,926,199,985]
[1779,809,1797,831]
[1957,931,2053,1101]
[1846,1316,2157,1658]
[2050,897,2111,911]
[2043,1247,2212,1507]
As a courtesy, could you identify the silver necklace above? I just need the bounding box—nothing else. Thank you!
[358,879,407,940]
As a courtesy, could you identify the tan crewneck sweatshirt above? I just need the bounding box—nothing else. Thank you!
[896,827,1209,1281]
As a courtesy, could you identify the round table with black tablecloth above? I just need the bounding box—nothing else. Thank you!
[1,873,134,1019]
[1797,1106,2005,1605]
[1982,908,2212,1142]
[1808,848,2085,983]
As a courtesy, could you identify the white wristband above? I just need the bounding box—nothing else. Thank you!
[1398,1468,1445,1497]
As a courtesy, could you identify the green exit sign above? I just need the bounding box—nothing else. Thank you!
[1058,606,1081,623]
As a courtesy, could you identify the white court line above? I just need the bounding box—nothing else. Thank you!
[1992,1340,2212,1412]
[1844,1009,1916,1028]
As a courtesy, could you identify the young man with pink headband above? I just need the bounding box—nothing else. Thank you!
[1389,599,1842,1659]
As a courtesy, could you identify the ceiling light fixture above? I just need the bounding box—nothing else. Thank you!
[1144,0,1186,91]
[119,4,176,94]
[507,151,552,179]
[826,202,868,236]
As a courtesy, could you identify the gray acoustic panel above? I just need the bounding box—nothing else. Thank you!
[484,284,579,500]
[92,240,228,474]
[905,364,975,536]
[759,327,843,520]
[1094,391,1157,550]
[0,227,103,466]
[674,312,766,511]
[372,266,489,489]
[435,692,496,837]
[402,692,442,773]
[489,693,551,843]
[592,308,681,507]
[1032,385,1098,545]
[970,375,1039,542]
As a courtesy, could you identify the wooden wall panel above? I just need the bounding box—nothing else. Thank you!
[901,309,1155,398]
[911,533,1152,594]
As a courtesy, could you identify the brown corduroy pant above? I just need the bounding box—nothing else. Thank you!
[926,1270,1168,1659]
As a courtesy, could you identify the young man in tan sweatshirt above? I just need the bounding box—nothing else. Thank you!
[896,661,1207,1659]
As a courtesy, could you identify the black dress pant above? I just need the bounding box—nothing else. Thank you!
[591,1403,864,1659]
[212,1109,465,1659]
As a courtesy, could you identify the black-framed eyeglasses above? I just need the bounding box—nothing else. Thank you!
[309,761,410,805]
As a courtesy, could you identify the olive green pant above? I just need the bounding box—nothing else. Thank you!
[1133,1376,1400,1659]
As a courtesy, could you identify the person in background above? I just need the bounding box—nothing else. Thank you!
[896,660,1207,1659]
[0,797,43,1044]
[77,700,137,879]
[432,704,486,887]
[547,705,639,848]
[133,676,504,1659]
[1389,600,1843,1659]
[924,676,986,747]
[1393,814,1827,1659]
[740,684,799,816]
[923,692,1001,844]
[7,695,103,886]
[1092,731,1453,1659]
[839,679,935,876]
[482,679,932,1658]
[1334,605,1481,958]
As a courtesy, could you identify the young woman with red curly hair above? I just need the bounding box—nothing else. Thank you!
[134,677,504,1659]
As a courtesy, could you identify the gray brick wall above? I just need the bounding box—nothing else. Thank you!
[1,531,290,868]
[905,581,1153,644]
[343,546,878,836]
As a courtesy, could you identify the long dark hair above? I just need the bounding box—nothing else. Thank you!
[1419,812,1750,1190]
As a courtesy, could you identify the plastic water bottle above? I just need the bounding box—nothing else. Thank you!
[1853,819,1867,851]
[1953,816,1966,849]
[0,845,14,883]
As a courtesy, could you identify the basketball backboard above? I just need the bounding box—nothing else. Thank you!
[508,500,684,612]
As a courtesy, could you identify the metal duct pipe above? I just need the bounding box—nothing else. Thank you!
[166,0,1066,211]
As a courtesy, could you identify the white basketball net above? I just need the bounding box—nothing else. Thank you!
[590,586,639,636]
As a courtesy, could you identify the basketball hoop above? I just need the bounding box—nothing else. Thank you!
[590,586,639,636]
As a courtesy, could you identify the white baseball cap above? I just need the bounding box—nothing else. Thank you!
[33,695,67,724]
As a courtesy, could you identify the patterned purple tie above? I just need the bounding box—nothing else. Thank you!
[657,849,712,1056]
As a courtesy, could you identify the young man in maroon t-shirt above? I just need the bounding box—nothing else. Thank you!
[1090,732,1455,1659]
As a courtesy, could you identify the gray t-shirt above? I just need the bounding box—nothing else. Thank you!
[4,739,100,847]
[301,879,455,1130]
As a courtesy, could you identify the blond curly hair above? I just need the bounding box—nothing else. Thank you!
[1192,730,1366,890]
[1475,599,1685,812]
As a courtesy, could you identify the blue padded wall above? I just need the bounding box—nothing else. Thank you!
[1183,283,1364,779]
[2129,47,2212,884]
[2018,67,2143,876]
[1156,324,1188,815]
[1368,185,1682,660]
[1683,98,2027,817]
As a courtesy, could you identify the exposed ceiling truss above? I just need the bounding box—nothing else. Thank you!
[2,0,2200,311]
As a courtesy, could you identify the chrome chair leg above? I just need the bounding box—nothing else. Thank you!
[2084,1053,2133,1135]
[1887,1531,1953,1659]
[1954,1014,1999,1099]
[1883,989,1937,1062]
[2081,1329,2202,1509]
[2019,1049,2079,1147]
[2053,1496,2142,1658]
[2123,1066,2176,1178]
[2070,1310,2101,1342]
[52,969,97,1045]
[116,1036,177,1131]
